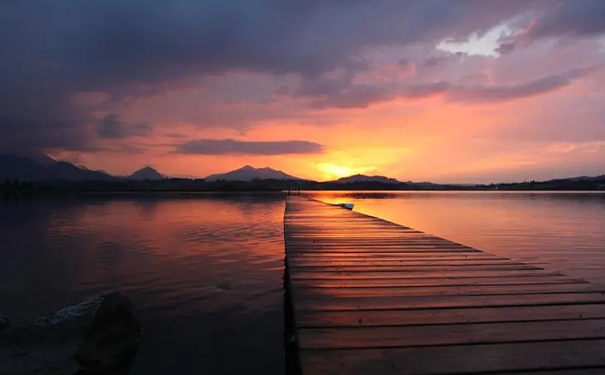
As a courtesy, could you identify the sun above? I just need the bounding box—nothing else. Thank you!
[316,163,374,181]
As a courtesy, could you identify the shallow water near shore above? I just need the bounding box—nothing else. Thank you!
[2,191,605,374]
[0,194,287,375]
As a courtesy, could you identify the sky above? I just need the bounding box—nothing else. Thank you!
[1,0,605,183]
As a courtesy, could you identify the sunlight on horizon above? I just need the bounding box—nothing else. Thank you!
[315,163,376,180]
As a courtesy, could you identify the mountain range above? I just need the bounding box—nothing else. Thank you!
[1,153,604,191]
[0,154,303,183]
[0,154,164,182]
[0,154,113,182]
[334,174,400,184]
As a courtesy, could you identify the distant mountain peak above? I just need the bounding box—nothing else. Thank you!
[333,174,400,184]
[128,166,164,180]
[0,153,113,182]
[206,165,300,181]
[13,151,57,166]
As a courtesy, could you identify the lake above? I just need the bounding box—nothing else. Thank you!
[1,191,605,374]
[0,194,287,375]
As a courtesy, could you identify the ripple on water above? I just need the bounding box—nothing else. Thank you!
[0,195,287,375]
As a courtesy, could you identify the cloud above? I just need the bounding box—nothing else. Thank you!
[529,0,605,40]
[0,0,555,151]
[95,114,153,139]
[448,67,599,102]
[421,52,466,67]
[298,66,597,108]
[175,139,325,155]
[498,0,605,53]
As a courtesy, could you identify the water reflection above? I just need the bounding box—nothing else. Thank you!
[0,194,286,375]
[308,191,605,286]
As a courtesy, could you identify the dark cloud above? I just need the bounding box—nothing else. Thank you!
[449,67,600,102]
[499,0,605,52]
[529,0,605,40]
[299,70,398,108]
[175,139,324,155]
[297,67,597,108]
[405,82,452,98]
[421,52,466,67]
[398,59,412,68]
[95,114,153,139]
[495,42,516,55]
[306,80,451,108]
[0,0,579,152]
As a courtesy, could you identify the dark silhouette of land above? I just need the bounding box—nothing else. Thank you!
[1,153,604,193]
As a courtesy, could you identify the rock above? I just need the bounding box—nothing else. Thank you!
[74,292,142,374]
[0,316,10,330]
[0,292,142,375]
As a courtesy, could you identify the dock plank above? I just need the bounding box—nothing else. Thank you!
[298,318,605,349]
[293,291,605,311]
[293,275,587,288]
[299,339,605,375]
[284,198,605,375]
[296,303,605,328]
[293,282,601,298]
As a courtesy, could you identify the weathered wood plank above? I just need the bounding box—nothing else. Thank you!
[289,264,541,272]
[288,258,514,266]
[298,318,605,349]
[287,247,478,253]
[293,292,605,312]
[293,282,600,299]
[298,339,605,375]
[284,198,605,375]
[292,275,585,289]
[296,303,605,328]
[288,253,507,260]
[290,270,561,280]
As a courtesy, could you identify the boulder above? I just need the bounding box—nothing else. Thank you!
[0,316,10,330]
[0,292,142,375]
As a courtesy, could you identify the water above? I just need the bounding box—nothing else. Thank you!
[2,192,605,374]
[0,194,287,375]
[309,191,605,286]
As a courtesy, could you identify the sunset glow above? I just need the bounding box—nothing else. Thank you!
[2,1,605,183]
[316,163,375,180]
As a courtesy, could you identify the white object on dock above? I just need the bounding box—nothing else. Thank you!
[335,203,354,210]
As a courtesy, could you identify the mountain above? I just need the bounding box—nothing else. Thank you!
[332,174,400,184]
[206,165,300,181]
[0,154,113,182]
[128,167,164,180]
[13,151,57,166]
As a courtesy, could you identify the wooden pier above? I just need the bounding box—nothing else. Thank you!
[284,197,605,375]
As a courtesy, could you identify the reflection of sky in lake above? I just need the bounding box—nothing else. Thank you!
[0,194,286,375]
[3,191,605,374]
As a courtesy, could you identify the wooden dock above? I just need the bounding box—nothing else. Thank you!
[284,197,605,375]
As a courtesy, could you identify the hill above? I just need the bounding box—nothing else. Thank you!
[332,174,400,184]
[205,165,300,181]
[128,167,164,180]
[0,154,112,182]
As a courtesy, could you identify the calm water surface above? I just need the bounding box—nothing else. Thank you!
[2,191,605,374]
[0,194,286,375]
[309,191,605,286]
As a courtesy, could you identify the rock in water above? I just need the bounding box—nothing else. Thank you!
[0,316,10,330]
[0,292,142,375]
[74,292,142,374]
